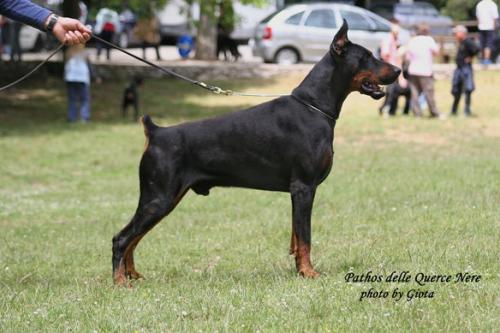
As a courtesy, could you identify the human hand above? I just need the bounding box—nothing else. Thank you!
[48,16,91,45]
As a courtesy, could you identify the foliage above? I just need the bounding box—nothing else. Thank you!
[0,71,498,331]
[442,0,479,20]
[84,0,168,18]
[439,0,500,21]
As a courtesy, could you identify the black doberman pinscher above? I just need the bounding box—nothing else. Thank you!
[112,21,400,285]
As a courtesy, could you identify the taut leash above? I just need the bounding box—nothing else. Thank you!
[91,34,288,97]
[0,34,336,122]
[0,33,287,97]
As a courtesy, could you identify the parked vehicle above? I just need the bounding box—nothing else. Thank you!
[252,3,409,64]
[157,0,278,44]
[369,1,453,36]
[19,25,48,51]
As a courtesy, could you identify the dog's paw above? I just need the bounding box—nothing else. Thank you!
[298,267,320,279]
[127,270,144,280]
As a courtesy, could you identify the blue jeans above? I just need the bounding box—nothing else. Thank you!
[67,82,90,122]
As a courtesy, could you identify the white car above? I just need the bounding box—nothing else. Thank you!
[19,25,46,51]
[252,3,410,64]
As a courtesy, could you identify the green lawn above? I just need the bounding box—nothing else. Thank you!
[0,71,498,332]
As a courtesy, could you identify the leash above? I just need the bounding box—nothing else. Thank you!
[0,43,64,93]
[0,33,287,97]
[91,34,288,98]
[0,34,335,122]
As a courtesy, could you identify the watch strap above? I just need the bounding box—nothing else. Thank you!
[46,14,59,32]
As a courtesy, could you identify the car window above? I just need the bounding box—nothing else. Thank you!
[285,11,304,25]
[304,9,337,28]
[395,4,412,15]
[370,5,393,20]
[260,11,279,24]
[339,10,373,30]
[366,13,391,32]
[423,7,439,16]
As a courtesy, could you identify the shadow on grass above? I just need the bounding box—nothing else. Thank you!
[0,75,284,137]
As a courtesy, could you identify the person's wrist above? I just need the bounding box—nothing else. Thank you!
[44,14,59,32]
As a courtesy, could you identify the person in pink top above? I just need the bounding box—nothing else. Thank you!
[379,21,410,116]
[406,23,442,118]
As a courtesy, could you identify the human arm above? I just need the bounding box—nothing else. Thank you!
[0,0,91,45]
[0,0,51,30]
[430,37,440,56]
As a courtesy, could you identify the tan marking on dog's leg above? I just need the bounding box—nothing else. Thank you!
[113,259,128,286]
[295,243,320,278]
[124,235,145,280]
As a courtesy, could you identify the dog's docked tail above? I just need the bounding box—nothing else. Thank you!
[141,115,158,138]
[141,115,158,152]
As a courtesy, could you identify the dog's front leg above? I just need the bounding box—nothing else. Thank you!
[290,180,320,278]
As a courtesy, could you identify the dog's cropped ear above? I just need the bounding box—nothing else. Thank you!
[332,19,349,56]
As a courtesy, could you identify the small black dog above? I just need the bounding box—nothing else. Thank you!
[112,21,400,285]
[217,34,241,61]
[122,76,143,121]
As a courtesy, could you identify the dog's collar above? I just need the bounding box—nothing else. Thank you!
[291,94,336,124]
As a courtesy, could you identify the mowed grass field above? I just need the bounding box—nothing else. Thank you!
[0,70,498,332]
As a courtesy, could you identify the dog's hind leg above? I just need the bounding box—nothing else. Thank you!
[290,180,320,278]
[112,133,189,285]
[112,183,188,286]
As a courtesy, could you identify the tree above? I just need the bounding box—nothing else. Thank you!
[195,0,218,60]
[68,0,168,19]
[194,0,269,60]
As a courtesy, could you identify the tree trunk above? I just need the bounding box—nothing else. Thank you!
[195,1,217,60]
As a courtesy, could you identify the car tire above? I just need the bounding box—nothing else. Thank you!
[274,47,299,64]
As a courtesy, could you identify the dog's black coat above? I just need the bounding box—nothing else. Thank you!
[217,34,241,61]
[112,21,400,284]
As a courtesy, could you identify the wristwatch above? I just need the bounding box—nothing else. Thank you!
[46,14,59,32]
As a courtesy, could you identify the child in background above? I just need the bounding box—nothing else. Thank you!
[64,44,92,122]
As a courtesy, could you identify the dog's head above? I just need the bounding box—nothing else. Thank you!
[331,20,400,100]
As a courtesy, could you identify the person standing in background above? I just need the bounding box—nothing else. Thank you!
[65,44,92,123]
[8,19,21,61]
[0,15,6,57]
[406,23,443,118]
[94,7,120,60]
[134,16,161,61]
[476,0,499,65]
[134,4,161,61]
[450,25,480,117]
[379,21,403,116]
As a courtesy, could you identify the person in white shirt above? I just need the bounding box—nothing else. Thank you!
[65,44,92,122]
[406,23,442,118]
[94,7,120,60]
[476,0,499,64]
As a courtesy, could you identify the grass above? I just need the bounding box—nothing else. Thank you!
[0,70,499,332]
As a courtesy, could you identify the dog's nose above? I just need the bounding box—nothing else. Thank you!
[393,67,401,77]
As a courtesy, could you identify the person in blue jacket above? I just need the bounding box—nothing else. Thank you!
[0,0,90,45]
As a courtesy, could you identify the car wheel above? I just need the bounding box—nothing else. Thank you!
[274,47,299,64]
